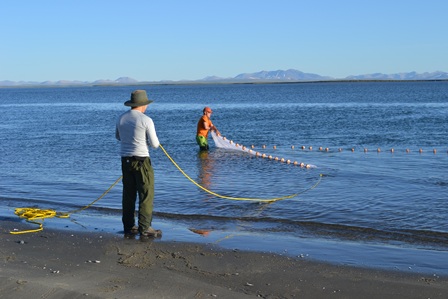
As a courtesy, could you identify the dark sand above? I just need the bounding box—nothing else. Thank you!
[1,220,447,299]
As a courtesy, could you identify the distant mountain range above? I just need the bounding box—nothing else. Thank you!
[207,69,448,81]
[0,77,140,87]
[1,69,448,87]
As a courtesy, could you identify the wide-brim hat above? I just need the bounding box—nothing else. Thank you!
[124,90,153,107]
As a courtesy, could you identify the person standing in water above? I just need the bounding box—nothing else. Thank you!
[196,106,220,150]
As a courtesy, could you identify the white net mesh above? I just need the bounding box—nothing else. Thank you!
[211,131,317,168]
[211,131,248,151]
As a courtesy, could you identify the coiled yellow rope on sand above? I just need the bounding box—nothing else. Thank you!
[11,145,322,234]
[11,208,66,234]
[10,176,123,235]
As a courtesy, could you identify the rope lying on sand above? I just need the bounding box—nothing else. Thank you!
[10,176,123,235]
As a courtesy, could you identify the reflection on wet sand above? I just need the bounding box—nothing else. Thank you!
[189,150,217,237]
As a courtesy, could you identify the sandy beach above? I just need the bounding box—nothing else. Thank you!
[1,219,447,299]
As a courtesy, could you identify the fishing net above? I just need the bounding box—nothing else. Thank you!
[211,131,317,168]
[211,131,251,152]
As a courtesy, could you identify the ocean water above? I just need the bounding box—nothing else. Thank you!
[1,82,447,275]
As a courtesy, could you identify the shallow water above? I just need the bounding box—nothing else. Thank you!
[1,82,447,274]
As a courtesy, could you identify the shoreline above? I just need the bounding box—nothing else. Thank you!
[2,204,448,277]
[1,219,447,299]
[2,78,448,89]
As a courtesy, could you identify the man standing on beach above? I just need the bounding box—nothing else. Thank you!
[115,90,161,237]
[196,106,220,150]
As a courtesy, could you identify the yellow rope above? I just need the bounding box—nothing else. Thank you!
[159,144,322,203]
[11,208,57,234]
[10,176,123,235]
[64,176,123,216]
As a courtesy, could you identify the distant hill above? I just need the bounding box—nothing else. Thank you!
[0,76,139,87]
[233,69,332,81]
[1,70,448,87]
[345,71,448,80]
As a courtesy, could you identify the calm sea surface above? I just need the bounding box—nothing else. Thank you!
[1,82,447,274]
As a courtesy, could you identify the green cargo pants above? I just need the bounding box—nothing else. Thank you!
[121,157,154,232]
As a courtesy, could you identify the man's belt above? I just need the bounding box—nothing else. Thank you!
[122,156,151,164]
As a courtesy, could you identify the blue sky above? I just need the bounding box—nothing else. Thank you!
[1,0,447,82]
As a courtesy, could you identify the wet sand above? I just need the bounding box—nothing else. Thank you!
[1,220,447,299]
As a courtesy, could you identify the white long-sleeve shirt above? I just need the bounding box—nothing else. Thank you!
[116,110,160,157]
